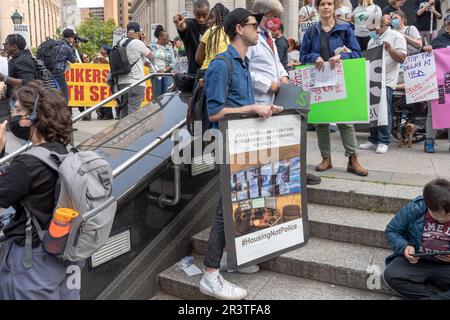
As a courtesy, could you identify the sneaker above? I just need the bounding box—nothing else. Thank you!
[199,269,247,300]
[306,173,321,185]
[359,141,377,150]
[424,138,436,153]
[376,144,389,154]
[220,252,259,274]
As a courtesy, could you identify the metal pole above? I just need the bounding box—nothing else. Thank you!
[429,10,433,43]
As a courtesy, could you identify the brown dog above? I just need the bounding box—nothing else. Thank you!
[398,122,416,148]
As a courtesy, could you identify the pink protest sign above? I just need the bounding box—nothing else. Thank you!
[432,48,450,130]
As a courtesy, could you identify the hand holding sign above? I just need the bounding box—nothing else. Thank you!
[315,56,325,71]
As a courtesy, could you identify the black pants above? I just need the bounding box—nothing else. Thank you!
[356,36,371,51]
[384,256,450,300]
[203,198,225,269]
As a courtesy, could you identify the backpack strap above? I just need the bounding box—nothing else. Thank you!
[214,55,233,97]
[122,38,140,69]
[23,146,60,172]
[21,146,61,269]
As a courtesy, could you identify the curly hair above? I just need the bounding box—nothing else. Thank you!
[252,0,284,15]
[11,81,72,145]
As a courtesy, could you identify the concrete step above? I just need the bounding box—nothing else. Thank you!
[157,255,392,300]
[192,230,393,294]
[308,203,394,249]
[151,291,181,300]
[307,177,422,213]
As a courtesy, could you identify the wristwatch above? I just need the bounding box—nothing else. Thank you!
[2,75,7,84]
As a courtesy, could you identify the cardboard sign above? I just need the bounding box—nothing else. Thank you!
[299,21,318,42]
[431,48,450,129]
[404,52,439,104]
[220,111,308,270]
[66,63,152,107]
[113,28,127,46]
[290,58,369,124]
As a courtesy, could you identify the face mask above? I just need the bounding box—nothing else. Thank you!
[9,115,31,141]
[264,18,281,32]
[369,30,379,41]
[391,18,400,29]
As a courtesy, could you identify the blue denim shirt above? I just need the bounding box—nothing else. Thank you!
[205,45,255,128]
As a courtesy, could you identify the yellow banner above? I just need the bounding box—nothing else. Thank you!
[66,63,152,107]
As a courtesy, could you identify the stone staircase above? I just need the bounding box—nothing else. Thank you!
[152,177,423,300]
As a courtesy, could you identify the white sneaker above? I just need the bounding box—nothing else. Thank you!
[359,141,378,150]
[220,252,260,274]
[199,269,248,300]
[376,143,388,154]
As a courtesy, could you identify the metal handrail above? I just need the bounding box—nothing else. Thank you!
[0,97,187,243]
[0,72,176,165]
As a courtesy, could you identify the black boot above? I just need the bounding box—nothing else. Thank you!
[306,173,321,185]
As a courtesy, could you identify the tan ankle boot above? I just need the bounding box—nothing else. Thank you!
[315,156,332,172]
[347,154,368,176]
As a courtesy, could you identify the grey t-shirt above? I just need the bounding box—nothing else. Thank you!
[118,38,151,86]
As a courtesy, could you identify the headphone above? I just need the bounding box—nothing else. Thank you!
[28,91,39,124]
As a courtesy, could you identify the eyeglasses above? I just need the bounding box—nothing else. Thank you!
[240,23,259,31]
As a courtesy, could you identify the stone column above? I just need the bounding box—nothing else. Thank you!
[287,0,299,40]
[234,0,247,8]
[166,0,179,38]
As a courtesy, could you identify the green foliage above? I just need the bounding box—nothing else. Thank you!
[75,17,117,58]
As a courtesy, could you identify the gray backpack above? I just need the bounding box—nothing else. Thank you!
[22,147,117,268]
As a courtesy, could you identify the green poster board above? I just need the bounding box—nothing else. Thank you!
[296,58,369,124]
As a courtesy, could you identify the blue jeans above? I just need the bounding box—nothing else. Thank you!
[369,87,393,145]
[154,77,173,98]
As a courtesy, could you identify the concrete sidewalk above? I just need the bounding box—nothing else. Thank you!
[306,131,450,187]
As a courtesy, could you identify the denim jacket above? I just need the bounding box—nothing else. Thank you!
[385,196,427,265]
[149,42,176,71]
[300,22,362,63]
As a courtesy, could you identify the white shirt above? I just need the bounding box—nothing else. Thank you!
[288,50,300,64]
[335,5,352,20]
[118,38,151,86]
[299,5,319,22]
[353,4,381,37]
[247,31,289,105]
[368,28,407,89]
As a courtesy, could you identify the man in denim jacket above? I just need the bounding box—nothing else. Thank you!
[384,179,450,300]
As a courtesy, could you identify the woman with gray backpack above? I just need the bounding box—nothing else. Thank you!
[0,82,116,300]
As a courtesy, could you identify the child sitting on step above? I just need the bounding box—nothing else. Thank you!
[383,178,450,300]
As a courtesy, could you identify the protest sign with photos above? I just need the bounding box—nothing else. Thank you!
[220,110,309,270]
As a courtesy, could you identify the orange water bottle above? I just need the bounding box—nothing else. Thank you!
[43,208,79,255]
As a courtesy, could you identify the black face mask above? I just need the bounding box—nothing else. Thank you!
[9,115,31,140]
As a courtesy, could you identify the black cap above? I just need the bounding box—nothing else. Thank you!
[127,22,141,33]
[62,28,76,38]
[224,8,263,37]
